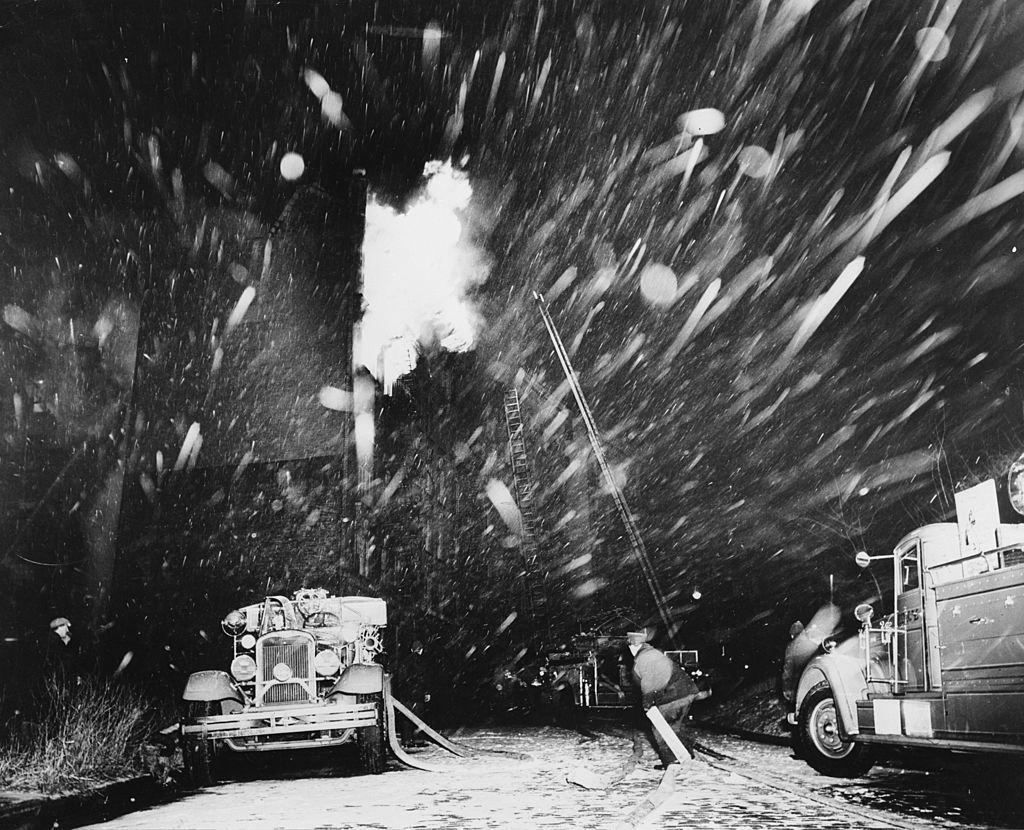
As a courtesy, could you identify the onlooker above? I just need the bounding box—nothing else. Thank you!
[50,617,72,646]
[46,616,84,684]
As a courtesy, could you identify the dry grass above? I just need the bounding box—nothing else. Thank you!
[0,674,154,794]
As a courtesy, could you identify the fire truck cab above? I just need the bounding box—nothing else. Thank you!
[791,481,1024,776]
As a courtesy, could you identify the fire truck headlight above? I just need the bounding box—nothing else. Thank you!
[222,610,246,635]
[239,634,256,650]
[272,662,294,682]
[230,654,256,681]
[340,621,360,643]
[314,648,341,676]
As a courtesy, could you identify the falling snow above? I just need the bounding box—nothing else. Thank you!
[1,0,1023,726]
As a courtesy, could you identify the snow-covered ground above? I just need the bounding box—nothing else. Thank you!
[77,724,1003,830]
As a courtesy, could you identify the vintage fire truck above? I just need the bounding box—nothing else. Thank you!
[542,631,708,716]
[543,632,638,713]
[180,588,388,785]
[790,480,1024,776]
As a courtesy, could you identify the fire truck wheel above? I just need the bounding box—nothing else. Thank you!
[356,693,386,775]
[797,682,874,777]
[182,701,220,787]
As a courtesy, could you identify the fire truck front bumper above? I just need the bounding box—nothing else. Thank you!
[181,700,378,750]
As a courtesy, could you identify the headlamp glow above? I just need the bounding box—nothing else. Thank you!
[314,648,341,676]
[239,634,256,650]
[230,654,256,681]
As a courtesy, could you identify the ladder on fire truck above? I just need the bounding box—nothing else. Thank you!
[503,386,547,628]
[534,292,678,646]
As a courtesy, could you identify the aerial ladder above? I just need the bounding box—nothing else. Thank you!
[534,292,678,647]
[502,386,548,632]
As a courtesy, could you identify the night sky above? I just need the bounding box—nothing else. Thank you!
[3,0,1024,688]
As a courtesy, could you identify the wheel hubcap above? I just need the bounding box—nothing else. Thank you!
[811,699,852,758]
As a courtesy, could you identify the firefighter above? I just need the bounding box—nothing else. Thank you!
[627,628,704,767]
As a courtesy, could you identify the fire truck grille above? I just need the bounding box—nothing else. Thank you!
[264,682,306,704]
[258,634,314,705]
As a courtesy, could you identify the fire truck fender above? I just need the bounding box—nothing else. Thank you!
[332,663,384,695]
[794,653,866,737]
[183,670,244,704]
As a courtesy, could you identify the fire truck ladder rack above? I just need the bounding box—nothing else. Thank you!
[503,385,548,628]
[534,291,678,647]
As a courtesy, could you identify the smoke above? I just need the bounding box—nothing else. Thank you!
[359,160,490,387]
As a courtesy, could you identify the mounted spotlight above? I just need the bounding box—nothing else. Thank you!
[222,610,246,635]
[854,603,875,624]
[854,551,893,568]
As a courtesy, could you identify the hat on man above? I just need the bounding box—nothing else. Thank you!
[49,617,72,645]
[626,629,650,646]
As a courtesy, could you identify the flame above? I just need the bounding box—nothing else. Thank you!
[359,160,489,388]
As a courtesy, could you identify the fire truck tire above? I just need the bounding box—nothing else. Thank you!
[357,693,386,775]
[797,682,874,777]
[182,701,219,787]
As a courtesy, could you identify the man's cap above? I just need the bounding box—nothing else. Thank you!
[50,617,71,630]
[626,629,650,646]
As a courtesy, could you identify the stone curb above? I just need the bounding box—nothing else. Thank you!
[0,776,168,830]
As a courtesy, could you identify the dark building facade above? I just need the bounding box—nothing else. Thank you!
[114,174,368,676]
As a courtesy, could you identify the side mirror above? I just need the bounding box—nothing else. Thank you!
[854,603,874,624]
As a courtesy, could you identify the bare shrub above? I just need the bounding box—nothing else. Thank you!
[0,674,153,794]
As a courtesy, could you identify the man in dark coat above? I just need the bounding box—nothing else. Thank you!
[628,629,705,766]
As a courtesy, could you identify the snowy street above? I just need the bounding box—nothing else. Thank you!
[79,725,1021,830]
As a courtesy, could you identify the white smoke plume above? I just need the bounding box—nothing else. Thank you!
[359,160,489,388]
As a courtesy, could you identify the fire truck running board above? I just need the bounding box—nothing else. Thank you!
[855,732,1024,754]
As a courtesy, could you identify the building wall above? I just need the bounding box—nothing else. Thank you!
[116,176,366,646]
